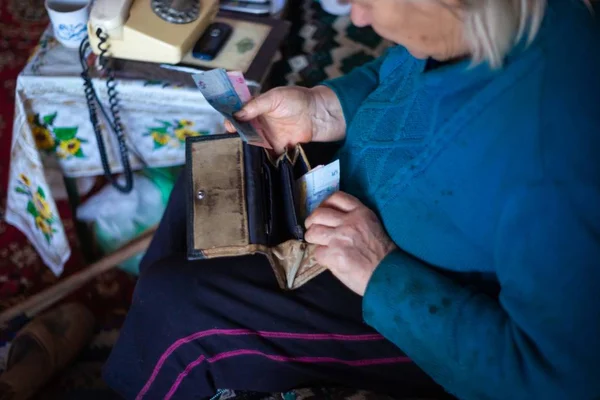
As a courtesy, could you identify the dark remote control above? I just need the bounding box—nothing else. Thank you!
[192,22,233,61]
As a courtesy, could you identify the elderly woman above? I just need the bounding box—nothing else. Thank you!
[104,1,600,399]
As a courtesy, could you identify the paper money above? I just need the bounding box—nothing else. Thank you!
[227,71,252,103]
[226,71,272,148]
[192,69,271,148]
[296,159,340,220]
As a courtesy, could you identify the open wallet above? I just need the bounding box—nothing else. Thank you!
[186,134,327,290]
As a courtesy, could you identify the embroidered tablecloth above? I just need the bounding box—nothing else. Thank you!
[6,28,228,275]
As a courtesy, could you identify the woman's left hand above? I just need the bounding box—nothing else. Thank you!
[305,192,397,296]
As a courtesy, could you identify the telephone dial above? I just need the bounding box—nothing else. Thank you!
[78,0,218,193]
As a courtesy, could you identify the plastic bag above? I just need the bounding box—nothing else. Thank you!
[77,169,176,275]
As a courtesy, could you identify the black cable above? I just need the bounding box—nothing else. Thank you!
[78,29,134,193]
[82,33,149,167]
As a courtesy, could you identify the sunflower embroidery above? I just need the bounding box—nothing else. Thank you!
[144,119,208,149]
[174,128,200,142]
[58,138,82,157]
[32,126,55,150]
[28,112,87,159]
[33,191,53,220]
[19,173,31,187]
[35,216,53,235]
[14,174,57,243]
[151,131,170,146]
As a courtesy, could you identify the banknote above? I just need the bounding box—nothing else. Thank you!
[192,69,270,148]
[296,159,340,220]
[226,71,272,148]
[227,71,252,103]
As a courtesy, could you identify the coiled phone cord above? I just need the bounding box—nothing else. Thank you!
[79,28,134,193]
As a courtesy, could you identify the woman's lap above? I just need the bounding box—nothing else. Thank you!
[103,173,444,399]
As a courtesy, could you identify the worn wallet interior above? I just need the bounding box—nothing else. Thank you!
[186,134,326,290]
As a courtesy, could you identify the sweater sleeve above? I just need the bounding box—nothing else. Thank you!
[363,183,600,400]
[321,56,384,127]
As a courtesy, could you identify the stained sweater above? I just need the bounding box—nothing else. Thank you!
[323,1,600,399]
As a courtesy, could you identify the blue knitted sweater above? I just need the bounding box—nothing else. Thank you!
[324,1,600,399]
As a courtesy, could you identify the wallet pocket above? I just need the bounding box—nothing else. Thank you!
[244,143,269,245]
[262,157,276,243]
[293,151,310,179]
[279,158,304,240]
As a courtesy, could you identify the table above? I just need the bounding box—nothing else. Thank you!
[5,15,289,276]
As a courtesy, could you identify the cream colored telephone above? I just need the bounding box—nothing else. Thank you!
[88,0,219,64]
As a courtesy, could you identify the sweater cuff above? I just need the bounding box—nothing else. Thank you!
[321,67,379,127]
[363,250,408,326]
[363,249,458,337]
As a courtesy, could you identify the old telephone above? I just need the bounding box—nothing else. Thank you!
[88,0,219,64]
[78,0,218,193]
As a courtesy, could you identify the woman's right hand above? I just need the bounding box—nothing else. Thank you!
[225,85,346,154]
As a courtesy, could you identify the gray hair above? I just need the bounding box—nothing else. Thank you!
[460,0,590,68]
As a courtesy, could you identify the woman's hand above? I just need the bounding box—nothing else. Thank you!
[225,85,346,154]
[304,192,397,296]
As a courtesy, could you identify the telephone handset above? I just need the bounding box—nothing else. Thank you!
[88,0,134,38]
[79,0,218,193]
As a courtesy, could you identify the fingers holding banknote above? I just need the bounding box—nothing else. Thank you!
[224,120,236,133]
[227,86,346,154]
[230,87,314,153]
[305,207,346,229]
[305,192,397,296]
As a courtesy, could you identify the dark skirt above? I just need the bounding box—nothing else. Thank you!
[103,158,447,400]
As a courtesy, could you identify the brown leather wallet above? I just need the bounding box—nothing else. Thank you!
[186,134,326,289]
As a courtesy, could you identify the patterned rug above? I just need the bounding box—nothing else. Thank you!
[269,0,391,87]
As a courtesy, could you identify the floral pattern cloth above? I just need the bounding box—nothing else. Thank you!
[145,119,209,149]
[30,112,88,159]
[7,27,228,275]
[13,173,57,243]
[6,96,71,273]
